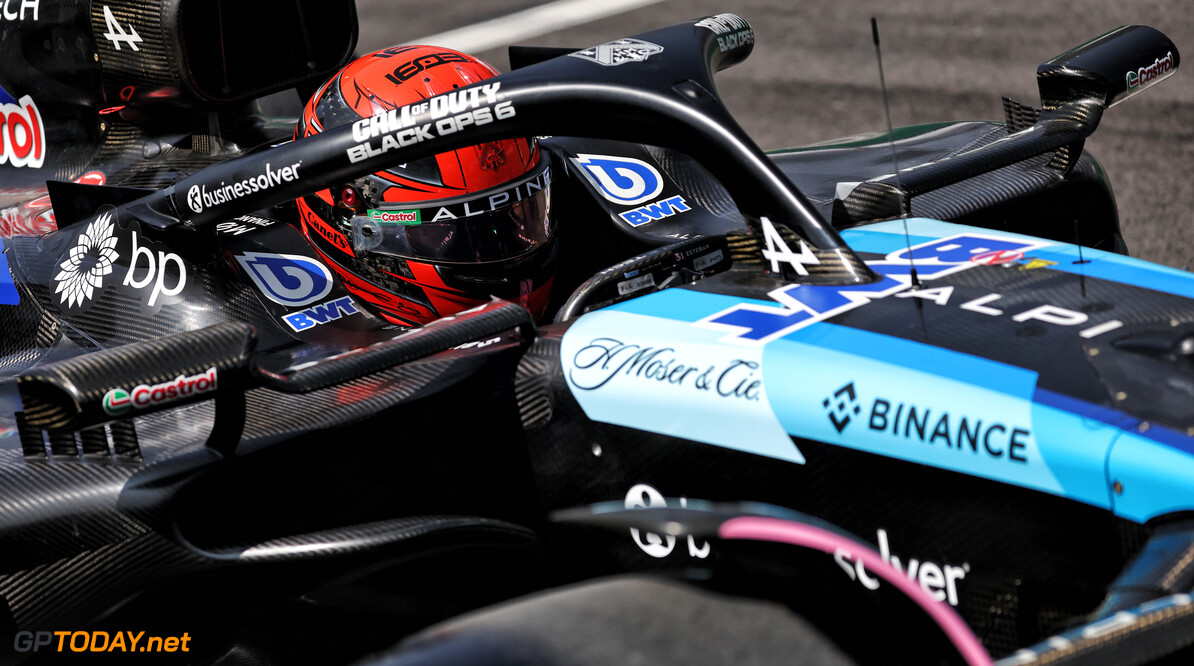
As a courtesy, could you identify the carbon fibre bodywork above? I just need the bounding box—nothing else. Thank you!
[0,6,1189,665]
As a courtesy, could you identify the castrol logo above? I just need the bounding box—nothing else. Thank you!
[0,94,45,169]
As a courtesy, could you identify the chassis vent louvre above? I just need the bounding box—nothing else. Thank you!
[15,414,142,461]
[516,341,556,429]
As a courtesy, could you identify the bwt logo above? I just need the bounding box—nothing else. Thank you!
[236,252,333,307]
[574,154,663,205]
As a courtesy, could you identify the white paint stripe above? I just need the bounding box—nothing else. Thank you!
[413,0,673,53]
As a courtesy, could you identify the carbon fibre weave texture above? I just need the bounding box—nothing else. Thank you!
[91,1,174,92]
[18,322,254,430]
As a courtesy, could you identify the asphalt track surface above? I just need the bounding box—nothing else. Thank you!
[355,0,1194,269]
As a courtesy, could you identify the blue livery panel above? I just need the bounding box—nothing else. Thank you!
[561,220,1194,523]
[0,237,18,305]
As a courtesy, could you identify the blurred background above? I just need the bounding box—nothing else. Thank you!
[354,0,1193,268]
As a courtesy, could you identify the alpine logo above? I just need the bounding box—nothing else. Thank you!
[0,85,45,169]
[185,161,302,214]
[101,5,142,51]
[573,154,663,206]
[236,252,333,307]
[569,38,664,66]
[698,233,1051,344]
[823,382,860,433]
[102,367,218,416]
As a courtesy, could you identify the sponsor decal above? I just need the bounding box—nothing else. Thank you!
[698,232,1074,344]
[825,380,1031,464]
[101,5,142,51]
[347,83,513,164]
[0,85,45,169]
[53,213,119,308]
[1020,257,1058,271]
[695,13,754,53]
[823,382,859,433]
[1126,51,1175,90]
[0,0,38,22]
[573,154,663,206]
[762,327,1063,492]
[282,296,359,331]
[569,337,762,400]
[382,50,470,86]
[369,209,420,224]
[625,483,711,559]
[454,336,502,350]
[408,166,550,222]
[301,205,351,252]
[215,215,274,236]
[561,311,805,464]
[835,529,970,606]
[619,195,690,227]
[185,161,301,214]
[569,38,663,67]
[236,252,333,307]
[970,249,1023,265]
[52,212,189,313]
[121,228,186,307]
[102,367,217,416]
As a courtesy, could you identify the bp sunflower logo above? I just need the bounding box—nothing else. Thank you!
[53,212,119,308]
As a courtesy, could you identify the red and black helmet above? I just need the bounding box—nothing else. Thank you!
[296,45,555,326]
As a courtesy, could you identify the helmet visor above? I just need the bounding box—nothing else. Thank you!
[352,161,552,264]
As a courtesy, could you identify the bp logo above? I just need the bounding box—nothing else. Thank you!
[102,388,132,415]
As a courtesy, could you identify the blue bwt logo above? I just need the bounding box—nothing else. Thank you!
[236,252,333,307]
[574,154,664,206]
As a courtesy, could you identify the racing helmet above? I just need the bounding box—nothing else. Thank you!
[295,45,555,326]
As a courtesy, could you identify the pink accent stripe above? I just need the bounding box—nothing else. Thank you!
[719,516,992,666]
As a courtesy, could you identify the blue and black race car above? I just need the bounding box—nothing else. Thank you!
[0,3,1188,664]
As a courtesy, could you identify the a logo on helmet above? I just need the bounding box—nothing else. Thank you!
[479,142,506,170]
[236,252,334,307]
[573,154,664,206]
[369,209,420,224]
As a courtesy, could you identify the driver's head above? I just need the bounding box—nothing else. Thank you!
[295,45,554,326]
